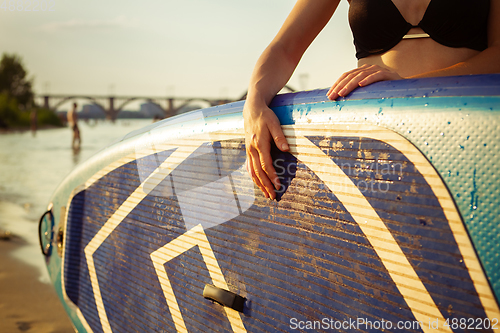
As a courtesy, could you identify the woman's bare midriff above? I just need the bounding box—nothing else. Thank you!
[357,29,481,78]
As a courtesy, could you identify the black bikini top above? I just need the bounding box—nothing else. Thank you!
[349,0,490,59]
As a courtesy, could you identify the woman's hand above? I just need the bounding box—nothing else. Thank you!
[327,64,403,100]
[243,101,289,200]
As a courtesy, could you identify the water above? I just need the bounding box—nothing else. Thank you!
[0,119,153,282]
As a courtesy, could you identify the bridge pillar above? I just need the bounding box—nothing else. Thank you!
[43,95,50,110]
[166,98,175,118]
[107,97,116,121]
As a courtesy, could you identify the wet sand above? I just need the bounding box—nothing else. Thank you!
[0,233,75,333]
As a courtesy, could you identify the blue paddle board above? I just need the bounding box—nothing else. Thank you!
[39,74,500,333]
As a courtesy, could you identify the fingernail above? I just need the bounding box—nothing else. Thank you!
[328,93,337,101]
[281,143,289,151]
[339,88,347,96]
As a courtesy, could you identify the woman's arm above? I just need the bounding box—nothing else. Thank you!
[244,0,340,199]
[327,0,500,100]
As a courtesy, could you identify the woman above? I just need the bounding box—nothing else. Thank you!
[244,0,500,200]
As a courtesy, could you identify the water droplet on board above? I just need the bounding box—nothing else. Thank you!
[448,170,452,176]
[484,143,487,147]
[408,130,411,133]
[459,145,464,150]
[424,103,429,107]
[424,142,428,145]
[447,121,451,125]
[440,132,444,136]
[466,135,470,140]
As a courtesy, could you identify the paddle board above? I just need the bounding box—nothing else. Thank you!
[39,74,500,332]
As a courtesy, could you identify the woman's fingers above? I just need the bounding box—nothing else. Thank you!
[327,65,373,99]
[248,137,277,199]
[246,155,267,198]
[244,107,287,200]
[327,64,366,95]
[359,69,402,86]
[327,65,402,100]
[336,71,372,97]
[267,118,290,189]
[327,64,370,99]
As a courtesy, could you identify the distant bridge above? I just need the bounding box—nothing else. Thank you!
[36,94,232,120]
[34,85,295,120]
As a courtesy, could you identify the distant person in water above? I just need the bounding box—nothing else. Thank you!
[67,102,81,149]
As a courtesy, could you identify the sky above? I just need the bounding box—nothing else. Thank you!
[0,0,356,109]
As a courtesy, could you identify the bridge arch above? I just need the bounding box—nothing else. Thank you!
[115,97,141,113]
[52,96,106,113]
[175,99,213,114]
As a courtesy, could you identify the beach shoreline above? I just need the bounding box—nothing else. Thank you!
[0,232,75,333]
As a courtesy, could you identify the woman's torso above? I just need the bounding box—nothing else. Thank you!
[348,0,489,77]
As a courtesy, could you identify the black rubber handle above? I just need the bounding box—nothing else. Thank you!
[203,284,245,312]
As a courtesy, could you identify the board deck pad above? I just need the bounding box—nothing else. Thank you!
[63,127,495,333]
[40,74,500,333]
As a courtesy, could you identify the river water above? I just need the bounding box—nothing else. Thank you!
[0,119,153,282]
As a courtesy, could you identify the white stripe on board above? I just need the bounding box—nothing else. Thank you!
[150,224,247,333]
[285,124,500,321]
[66,122,499,333]
[290,135,452,332]
[81,131,245,333]
[84,143,203,333]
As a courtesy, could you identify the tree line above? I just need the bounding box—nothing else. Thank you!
[0,53,62,130]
